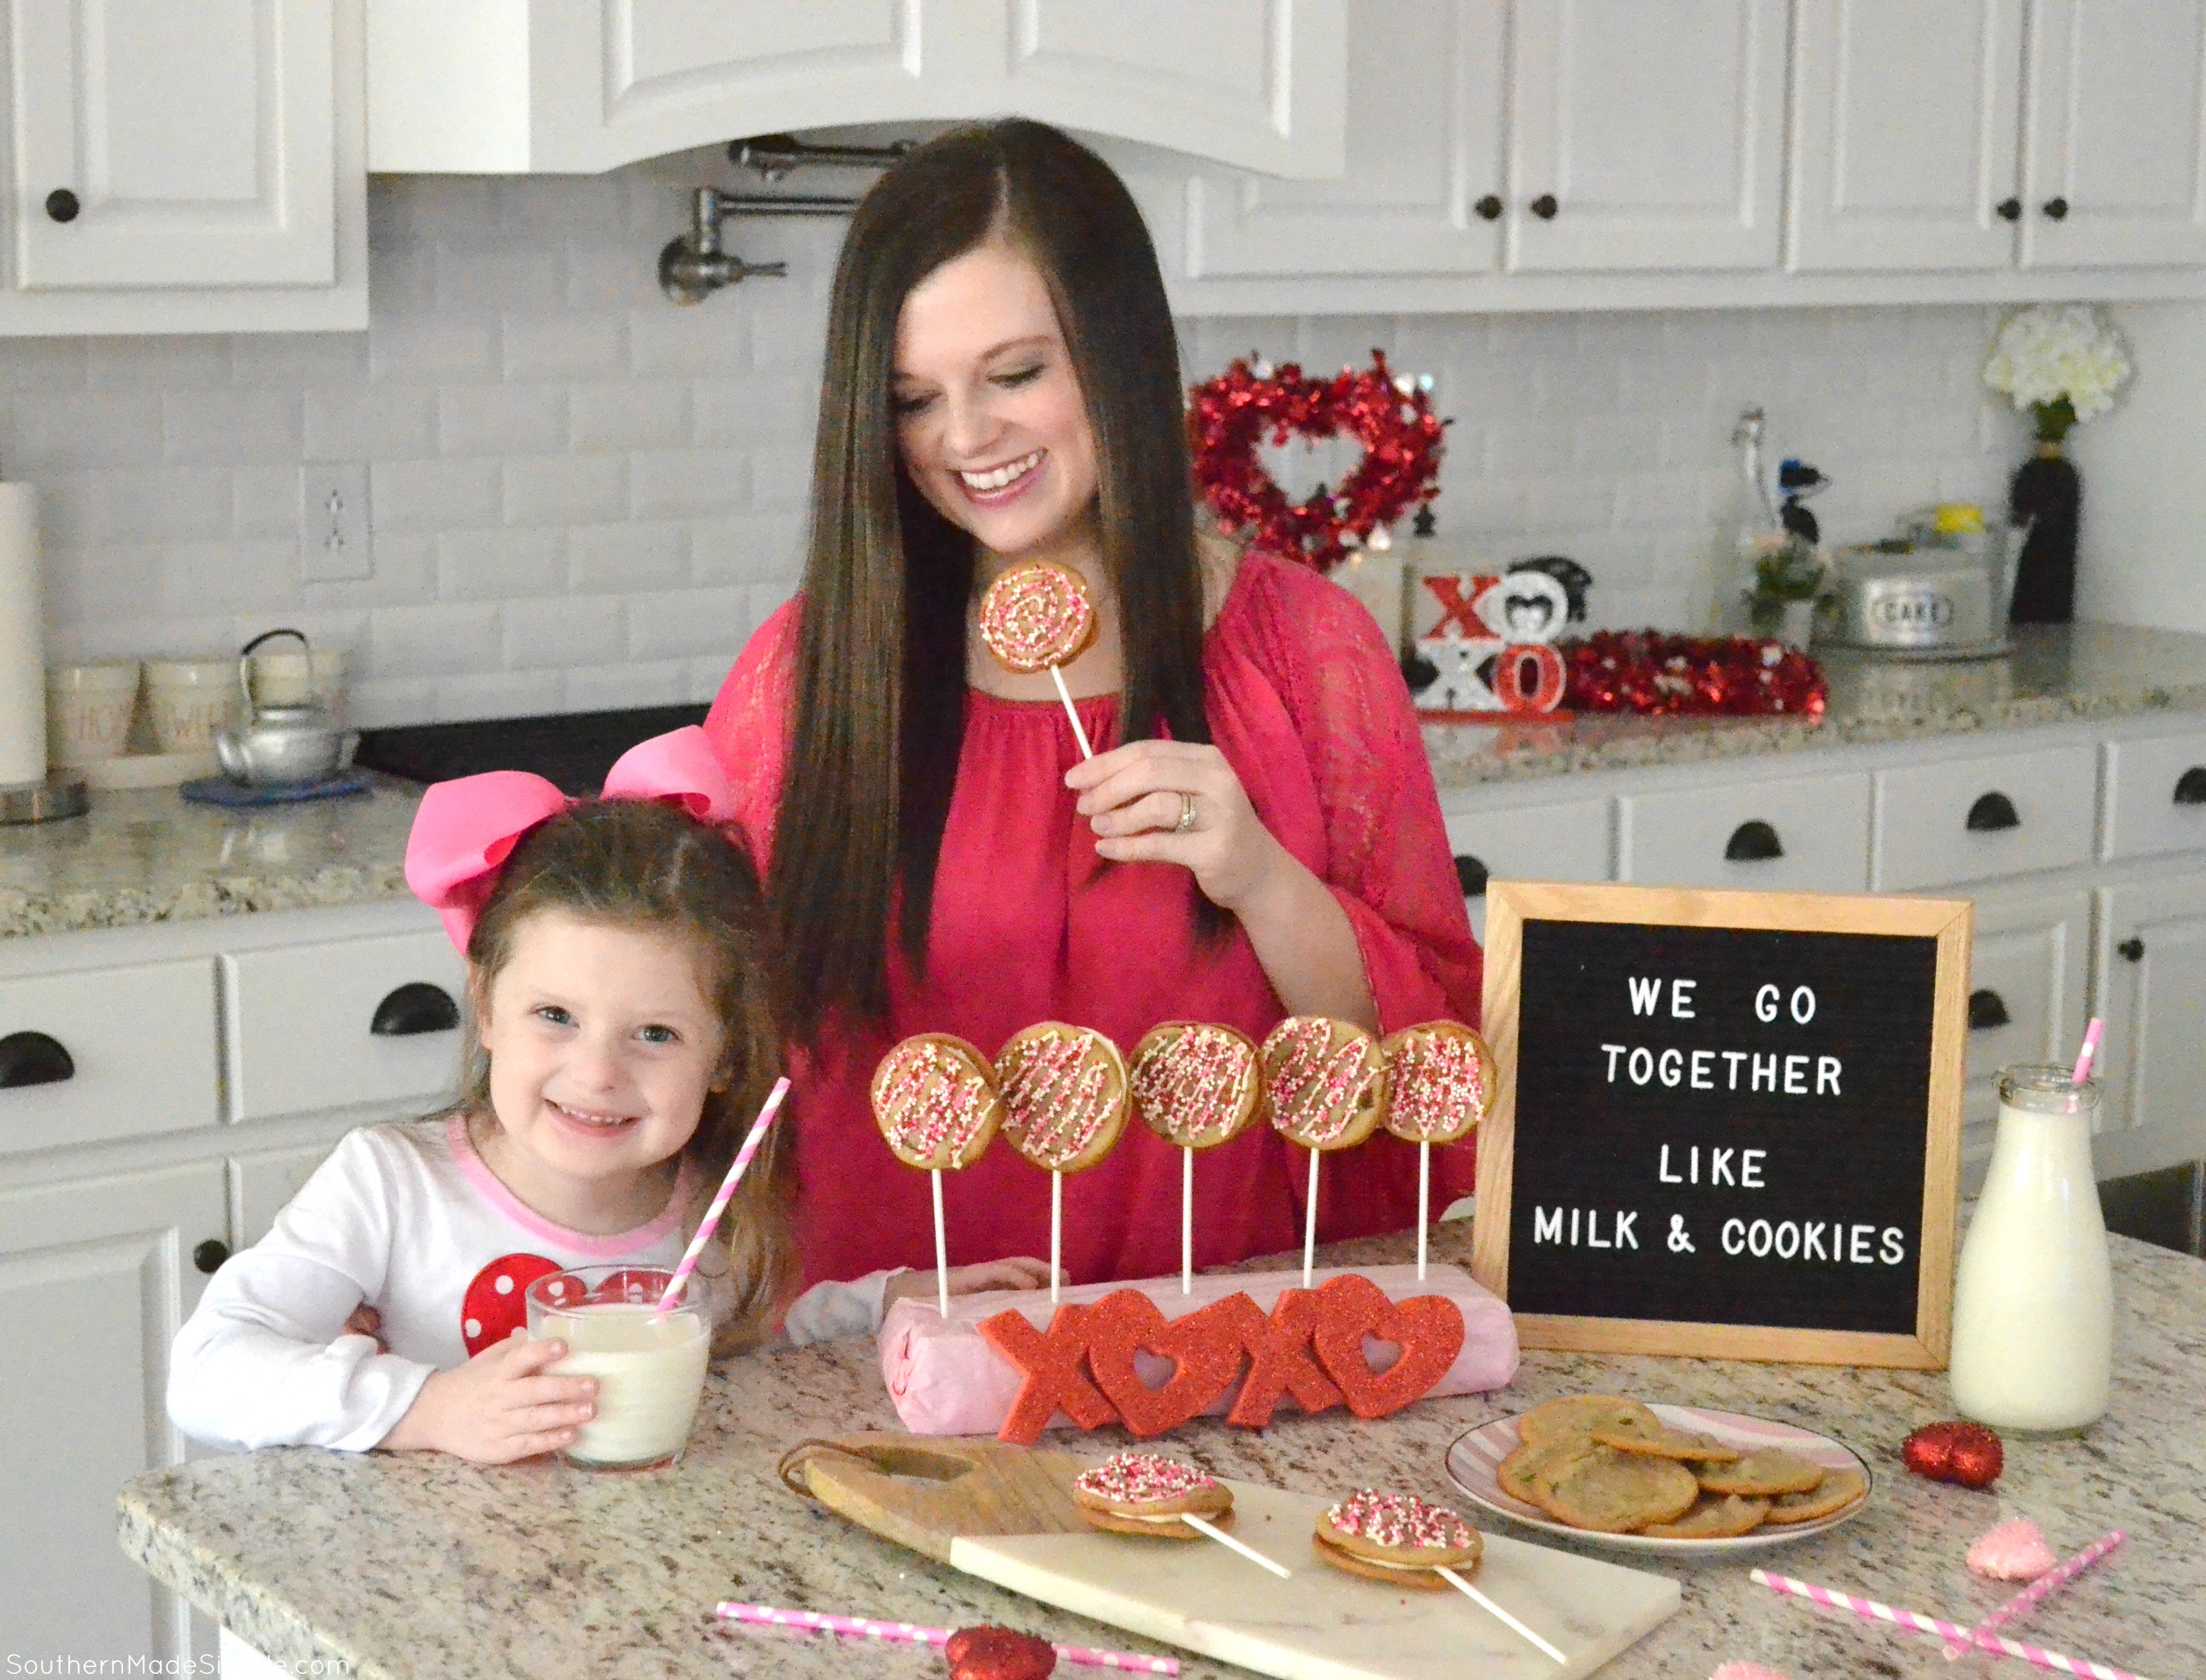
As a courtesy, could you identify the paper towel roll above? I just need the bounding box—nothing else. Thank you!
[0,483,46,786]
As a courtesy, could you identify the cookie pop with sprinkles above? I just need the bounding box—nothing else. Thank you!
[1380,1022,1496,1280]
[1074,1451,1288,1578]
[978,559,1099,758]
[871,1033,1005,1315]
[1316,1489,1566,1662]
[996,1022,1129,1304]
[1261,1016,1390,1288]
[1128,1022,1264,1295]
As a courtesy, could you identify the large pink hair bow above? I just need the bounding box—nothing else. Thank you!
[405,725,740,952]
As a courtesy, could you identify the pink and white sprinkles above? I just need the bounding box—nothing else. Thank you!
[1325,1489,1474,1553]
[875,1040,995,1167]
[1387,1028,1490,1143]
[1074,1451,1219,1506]
[1970,1519,2059,1582]
[980,561,1094,674]
[1266,1018,1382,1146]
[1000,1028,1119,1168]
[1131,1025,1255,1147]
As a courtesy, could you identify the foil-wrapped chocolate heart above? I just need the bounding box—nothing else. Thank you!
[1902,1420,2004,1489]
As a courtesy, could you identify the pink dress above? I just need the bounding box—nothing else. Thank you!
[705,549,1482,1287]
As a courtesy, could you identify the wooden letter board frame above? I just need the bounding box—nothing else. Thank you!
[1471,880,1971,1369]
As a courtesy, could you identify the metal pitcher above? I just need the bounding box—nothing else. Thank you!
[212,628,344,787]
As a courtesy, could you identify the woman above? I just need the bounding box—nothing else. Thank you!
[705,118,1479,1290]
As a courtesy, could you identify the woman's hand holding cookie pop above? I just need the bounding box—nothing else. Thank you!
[378,1328,599,1465]
[1067,740,1285,912]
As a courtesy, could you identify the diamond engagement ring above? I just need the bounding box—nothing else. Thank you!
[1174,791,1198,834]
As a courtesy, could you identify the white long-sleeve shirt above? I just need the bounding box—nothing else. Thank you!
[168,1116,890,1452]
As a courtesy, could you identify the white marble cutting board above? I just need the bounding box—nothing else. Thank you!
[948,1479,1681,1680]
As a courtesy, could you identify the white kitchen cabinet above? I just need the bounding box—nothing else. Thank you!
[1962,886,2091,1188]
[1786,0,2025,273]
[2021,0,2206,270]
[0,0,366,334]
[0,1161,226,1669]
[1505,0,1788,273]
[1620,769,1872,893]
[1441,790,1613,943]
[2093,870,2206,1181]
[367,0,1346,178]
[0,956,220,1157]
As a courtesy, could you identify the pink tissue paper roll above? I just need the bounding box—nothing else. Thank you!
[878,1263,1519,1436]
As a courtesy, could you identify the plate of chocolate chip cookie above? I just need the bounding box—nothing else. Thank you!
[1445,1394,1872,1555]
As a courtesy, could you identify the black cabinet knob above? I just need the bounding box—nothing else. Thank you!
[1966,791,2021,832]
[2043,196,2069,220]
[2173,766,2206,805]
[1530,194,1559,220]
[1996,197,2022,222]
[44,188,78,223]
[1968,988,2011,1031]
[193,1239,230,1274]
[1475,194,1503,222]
[1453,854,1489,898]
[370,982,459,1037]
[1724,819,1784,862]
[0,1030,74,1088]
[2117,936,2145,962]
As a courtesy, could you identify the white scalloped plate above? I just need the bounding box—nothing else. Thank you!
[1445,1403,1873,1556]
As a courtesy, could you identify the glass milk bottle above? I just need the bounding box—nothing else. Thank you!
[1948,1067,2114,1432]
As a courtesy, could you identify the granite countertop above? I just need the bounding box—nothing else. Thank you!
[0,773,422,939]
[119,1220,2206,1680]
[1426,621,2206,787]
[14,624,2206,939]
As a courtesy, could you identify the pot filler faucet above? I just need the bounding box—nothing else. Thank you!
[658,134,913,305]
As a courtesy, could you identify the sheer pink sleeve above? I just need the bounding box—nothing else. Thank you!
[1247,557,1485,1205]
[702,597,803,871]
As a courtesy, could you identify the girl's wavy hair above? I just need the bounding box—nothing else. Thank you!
[449,798,791,1350]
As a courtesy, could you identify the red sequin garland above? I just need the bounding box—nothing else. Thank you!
[1188,350,1446,573]
[1561,631,1828,718]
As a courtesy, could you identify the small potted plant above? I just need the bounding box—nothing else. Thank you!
[1745,533,1825,648]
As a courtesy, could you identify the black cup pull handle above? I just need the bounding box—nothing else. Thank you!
[193,1239,231,1275]
[1724,819,1784,862]
[1968,989,2011,1031]
[2117,936,2145,962]
[1453,854,1489,899]
[2173,766,2206,805]
[370,982,459,1037]
[1966,791,2021,832]
[0,1030,75,1088]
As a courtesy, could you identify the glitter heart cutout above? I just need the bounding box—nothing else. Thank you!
[1083,1290,1255,1438]
[1309,1273,1465,1420]
[945,1624,1059,1680]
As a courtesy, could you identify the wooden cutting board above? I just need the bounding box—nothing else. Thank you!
[782,1435,1681,1680]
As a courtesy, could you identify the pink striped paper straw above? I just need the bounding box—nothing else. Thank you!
[2072,1016,2105,1085]
[655,1076,789,1312]
[714,1602,1179,1674]
[1945,1530,2127,1660]
[1752,1569,2151,1680]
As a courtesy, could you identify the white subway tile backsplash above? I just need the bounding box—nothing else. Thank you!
[13,163,2018,729]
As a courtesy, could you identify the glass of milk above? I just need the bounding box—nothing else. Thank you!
[1948,1066,2114,1433]
[525,1265,715,1470]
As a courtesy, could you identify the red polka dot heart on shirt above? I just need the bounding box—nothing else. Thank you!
[460,1253,562,1355]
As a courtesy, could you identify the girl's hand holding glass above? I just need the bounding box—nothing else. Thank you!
[379,1329,598,1465]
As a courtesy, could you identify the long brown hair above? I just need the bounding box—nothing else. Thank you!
[773,118,1209,1041]
[452,800,792,1350]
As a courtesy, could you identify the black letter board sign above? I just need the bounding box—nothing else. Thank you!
[1472,882,1969,1368]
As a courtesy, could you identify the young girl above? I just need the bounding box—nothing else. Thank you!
[168,728,1049,1465]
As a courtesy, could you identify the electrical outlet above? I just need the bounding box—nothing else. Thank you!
[298,465,372,583]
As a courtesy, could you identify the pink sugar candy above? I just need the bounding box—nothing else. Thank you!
[1968,1517,2059,1581]
[1709,1665,1794,1680]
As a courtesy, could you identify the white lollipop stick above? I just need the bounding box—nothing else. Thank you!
[1049,665,1095,759]
[931,1167,949,1318]
[1437,1567,1567,1663]
[1182,1145,1195,1296]
[1183,1514,1292,1580]
[1303,1148,1320,1290]
[1418,1140,1431,1281]
[1051,1168,1063,1306]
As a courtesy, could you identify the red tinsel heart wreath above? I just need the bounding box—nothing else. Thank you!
[1188,349,1446,572]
